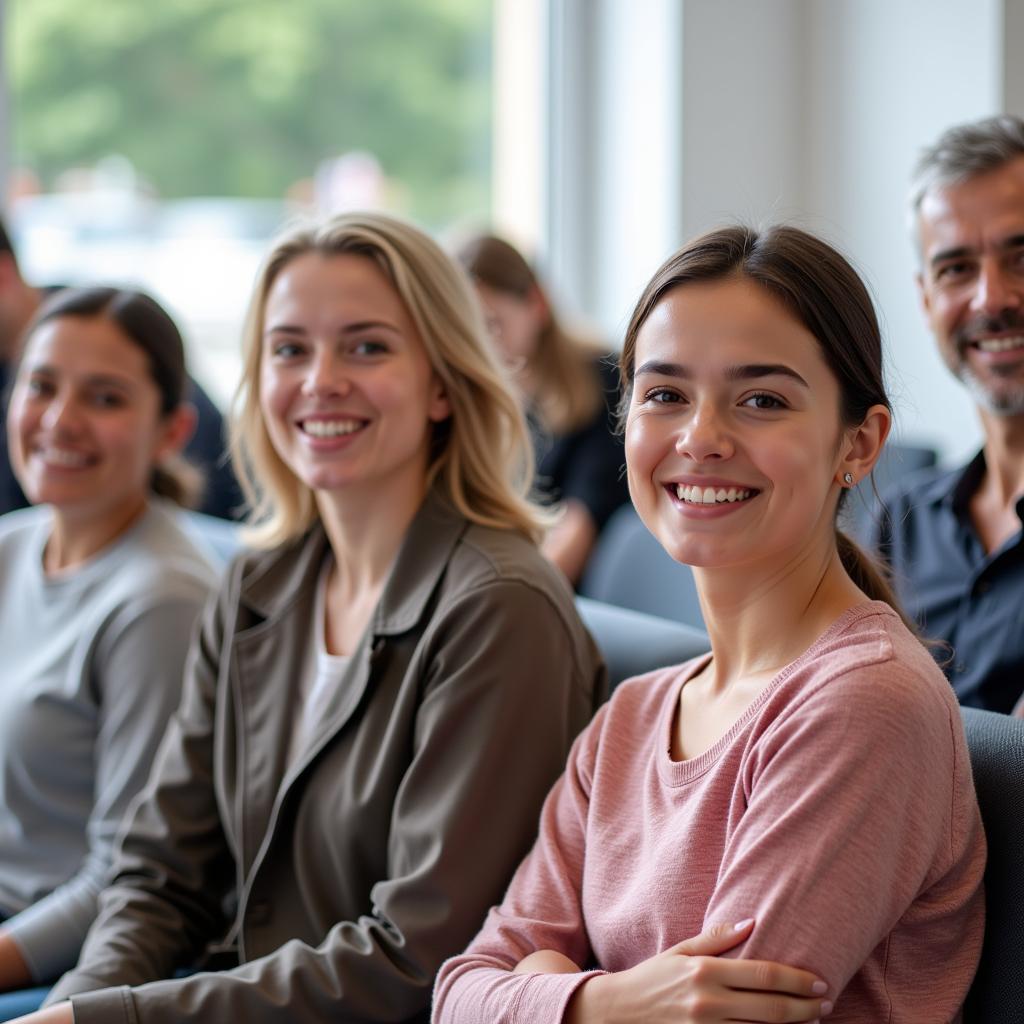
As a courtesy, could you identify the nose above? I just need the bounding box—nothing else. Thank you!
[971,260,1021,318]
[675,403,734,462]
[40,392,82,436]
[301,346,350,397]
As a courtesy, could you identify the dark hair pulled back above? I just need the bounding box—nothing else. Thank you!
[621,224,909,626]
[26,287,202,507]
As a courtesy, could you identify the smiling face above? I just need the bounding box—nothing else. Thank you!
[625,276,851,571]
[258,252,450,508]
[917,154,1024,415]
[7,315,176,522]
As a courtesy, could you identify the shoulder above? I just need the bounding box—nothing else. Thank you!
[877,461,961,517]
[767,603,961,751]
[107,503,219,609]
[0,504,48,540]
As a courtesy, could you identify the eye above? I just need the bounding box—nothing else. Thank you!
[269,340,305,359]
[24,377,54,398]
[352,338,389,357]
[741,392,787,411]
[934,261,973,283]
[642,386,684,405]
[89,390,127,410]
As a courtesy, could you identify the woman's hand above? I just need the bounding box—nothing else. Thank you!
[566,919,832,1023]
[513,949,582,975]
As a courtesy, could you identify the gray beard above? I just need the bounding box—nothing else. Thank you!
[959,362,1024,416]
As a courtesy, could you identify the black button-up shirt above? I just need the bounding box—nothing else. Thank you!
[869,450,1024,713]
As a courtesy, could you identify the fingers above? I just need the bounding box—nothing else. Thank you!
[707,957,829,999]
[715,989,832,1022]
[668,919,755,957]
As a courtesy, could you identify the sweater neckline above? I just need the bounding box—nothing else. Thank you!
[657,600,896,786]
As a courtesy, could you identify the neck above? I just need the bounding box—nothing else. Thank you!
[694,532,867,694]
[977,409,1024,505]
[44,497,148,573]
[315,475,428,598]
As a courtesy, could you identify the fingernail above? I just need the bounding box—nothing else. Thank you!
[733,918,754,931]
[821,1000,834,1014]
[811,980,828,994]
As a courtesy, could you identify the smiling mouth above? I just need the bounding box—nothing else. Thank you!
[969,336,1024,354]
[299,419,366,438]
[34,446,94,469]
[674,484,757,505]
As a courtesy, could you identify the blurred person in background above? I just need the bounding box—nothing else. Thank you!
[457,234,630,585]
[869,115,1024,715]
[12,212,604,1024]
[0,288,217,1019]
[0,217,242,520]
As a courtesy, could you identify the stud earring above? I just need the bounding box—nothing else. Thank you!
[843,472,854,486]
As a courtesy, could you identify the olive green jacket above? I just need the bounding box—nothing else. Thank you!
[48,491,606,1023]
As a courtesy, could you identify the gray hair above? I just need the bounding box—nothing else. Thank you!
[909,114,1024,256]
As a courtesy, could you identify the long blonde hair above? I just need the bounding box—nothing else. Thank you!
[231,212,546,548]
[456,233,603,435]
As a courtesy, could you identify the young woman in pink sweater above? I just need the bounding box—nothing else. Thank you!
[434,226,986,1023]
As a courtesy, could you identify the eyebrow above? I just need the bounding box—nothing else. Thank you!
[930,234,1024,269]
[633,360,809,388]
[28,366,134,391]
[264,319,402,336]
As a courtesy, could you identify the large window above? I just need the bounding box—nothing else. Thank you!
[5,0,494,405]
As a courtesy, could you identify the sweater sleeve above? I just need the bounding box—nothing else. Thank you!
[45,583,238,1005]
[5,593,206,983]
[701,654,981,997]
[432,704,610,1024]
[54,579,604,1024]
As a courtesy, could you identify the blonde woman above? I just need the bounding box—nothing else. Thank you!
[457,235,629,584]
[18,214,605,1024]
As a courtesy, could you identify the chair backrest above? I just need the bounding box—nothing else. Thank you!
[178,509,245,569]
[575,596,708,691]
[579,505,705,630]
[960,707,1024,1022]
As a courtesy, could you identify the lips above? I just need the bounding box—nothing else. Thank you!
[32,445,95,469]
[673,483,758,505]
[299,417,366,438]
[970,335,1024,354]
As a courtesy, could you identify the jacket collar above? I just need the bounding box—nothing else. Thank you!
[238,487,468,634]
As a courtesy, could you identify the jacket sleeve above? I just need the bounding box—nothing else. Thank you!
[701,660,986,998]
[6,591,207,983]
[432,701,610,1024]
[56,578,605,1024]
[45,580,238,1005]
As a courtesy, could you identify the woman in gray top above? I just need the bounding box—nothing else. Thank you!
[0,289,217,1004]
[16,213,605,1024]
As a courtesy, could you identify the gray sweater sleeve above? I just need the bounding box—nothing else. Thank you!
[5,595,204,982]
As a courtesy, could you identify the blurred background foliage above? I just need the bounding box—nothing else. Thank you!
[8,0,493,226]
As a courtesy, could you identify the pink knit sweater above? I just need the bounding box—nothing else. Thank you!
[434,602,986,1023]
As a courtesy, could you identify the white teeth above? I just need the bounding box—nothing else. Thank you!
[976,336,1024,353]
[38,448,90,468]
[302,419,362,438]
[674,484,754,504]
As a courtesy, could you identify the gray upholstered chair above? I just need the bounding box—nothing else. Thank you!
[961,707,1024,1023]
[575,596,708,691]
[579,505,705,630]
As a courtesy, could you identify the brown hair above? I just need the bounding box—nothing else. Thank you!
[620,224,913,628]
[25,287,202,507]
[456,233,603,435]
[231,212,547,549]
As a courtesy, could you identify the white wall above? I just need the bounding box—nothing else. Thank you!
[550,0,1016,465]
